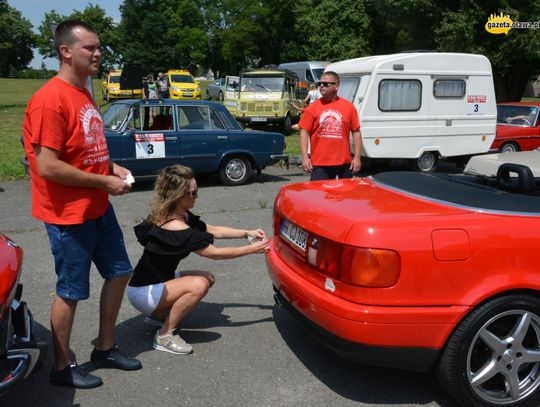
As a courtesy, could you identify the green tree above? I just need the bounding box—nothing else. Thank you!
[294,0,372,62]
[365,0,540,101]
[434,0,540,101]
[35,5,118,76]
[0,0,36,77]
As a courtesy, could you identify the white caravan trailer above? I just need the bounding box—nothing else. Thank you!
[326,52,496,171]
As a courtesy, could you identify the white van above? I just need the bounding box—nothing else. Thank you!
[279,61,329,98]
[327,52,496,171]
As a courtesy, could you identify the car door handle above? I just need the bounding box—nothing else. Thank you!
[166,136,178,141]
[217,135,228,140]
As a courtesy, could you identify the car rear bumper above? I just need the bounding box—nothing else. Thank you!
[0,285,46,396]
[266,238,469,372]
[272,288,439,372]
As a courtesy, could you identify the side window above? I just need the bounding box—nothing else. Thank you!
[306,70,314,83]
[337,78,360,102]
[176,105,224,130]
[433,79,466,98]
[209,109,226,130]
[126,107,142,131]
[147,106,173,131]
[379,79,422,111]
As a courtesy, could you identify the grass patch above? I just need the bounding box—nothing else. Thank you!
[0,78,48,179]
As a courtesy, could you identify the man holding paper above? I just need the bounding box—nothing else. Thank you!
[23,20,141,389]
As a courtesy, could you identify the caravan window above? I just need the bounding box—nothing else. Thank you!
[433,80,466,98]
[379,79,421,111]
[337,78,360,102]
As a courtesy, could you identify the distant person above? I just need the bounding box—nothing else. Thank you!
[299,71,362,180]
[147,75,158,99]
[143,75,157,100]
[303,82,320,106]
[156,72,169,99]
[127,165,269,355]
[22,20,141,389]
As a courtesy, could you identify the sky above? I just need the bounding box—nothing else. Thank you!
[8,0,123,69]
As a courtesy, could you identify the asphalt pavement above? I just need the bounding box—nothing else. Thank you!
[0,164,459,407]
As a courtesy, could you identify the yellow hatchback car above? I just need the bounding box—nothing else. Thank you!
[101,70,142,101]
[166,69,202,100]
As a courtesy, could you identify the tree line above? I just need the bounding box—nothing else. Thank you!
[1,0,539,101]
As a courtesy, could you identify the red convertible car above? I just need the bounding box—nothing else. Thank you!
[0,233,44,397]
[266,152,540,407]
[492,102,540,153]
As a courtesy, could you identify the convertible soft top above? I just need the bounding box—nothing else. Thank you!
[373,172,540,214]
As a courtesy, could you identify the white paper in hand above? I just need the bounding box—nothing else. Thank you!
[125,173,135,185]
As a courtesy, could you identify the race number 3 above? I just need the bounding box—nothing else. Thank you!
[134,133,165,159]
[467,95,486,115]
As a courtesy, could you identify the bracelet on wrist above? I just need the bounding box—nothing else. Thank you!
[244,230,249,239]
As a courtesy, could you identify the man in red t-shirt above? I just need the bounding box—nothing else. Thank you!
[23,20,141,389]
[299,71,362,180]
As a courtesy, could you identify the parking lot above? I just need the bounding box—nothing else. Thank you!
[0,165,459,407]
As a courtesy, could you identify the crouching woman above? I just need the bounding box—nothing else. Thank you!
[127,165,270,355]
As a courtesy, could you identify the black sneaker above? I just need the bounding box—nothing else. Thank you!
[90,343,142,371]
[49,364,103,389]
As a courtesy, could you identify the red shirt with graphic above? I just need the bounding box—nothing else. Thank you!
[23,77,110,224]
[299,96,360,166]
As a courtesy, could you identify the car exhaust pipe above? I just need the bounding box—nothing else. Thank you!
[273,293,282,308]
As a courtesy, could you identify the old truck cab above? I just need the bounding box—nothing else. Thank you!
[235,68,302,134]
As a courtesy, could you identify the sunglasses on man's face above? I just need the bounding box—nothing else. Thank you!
[317,81,337,87]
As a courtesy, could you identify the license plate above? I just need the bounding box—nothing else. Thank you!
[183,93,193,97]
[251,117,267,122]
[280,219,308,252]
[121,91,132,95]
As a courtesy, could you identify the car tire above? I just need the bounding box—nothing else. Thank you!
[437,294,540,407]
[218,91,224,101]
[282,115,292,135]
[219,156,251,186]
[499,142,519,153]
[411,151,438,172]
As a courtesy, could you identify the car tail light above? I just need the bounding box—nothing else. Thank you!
[340,247,400,287]
[307,235,342,279]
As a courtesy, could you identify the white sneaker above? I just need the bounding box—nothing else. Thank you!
[153,332,193,355]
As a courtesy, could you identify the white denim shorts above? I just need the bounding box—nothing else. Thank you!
[127,284,165,316]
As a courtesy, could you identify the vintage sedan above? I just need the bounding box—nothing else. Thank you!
[491,102,540,153]
[103,99,287,185]
[266,152,540,407]
[0,233,44,397]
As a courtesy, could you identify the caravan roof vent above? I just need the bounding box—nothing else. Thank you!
[393,64,404,71]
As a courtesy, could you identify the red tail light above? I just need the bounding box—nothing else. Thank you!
[306,235,342,279]
[340,247,400,287]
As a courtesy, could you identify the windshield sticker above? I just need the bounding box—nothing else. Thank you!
[134,133,165,159]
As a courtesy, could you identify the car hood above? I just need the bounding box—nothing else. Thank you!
[275,177,469,243]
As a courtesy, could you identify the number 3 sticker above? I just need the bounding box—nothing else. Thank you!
[134,134,165,159]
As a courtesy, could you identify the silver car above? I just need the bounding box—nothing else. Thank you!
[206,76,239,101]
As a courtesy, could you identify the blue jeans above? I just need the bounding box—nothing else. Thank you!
[45,204,133,300]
